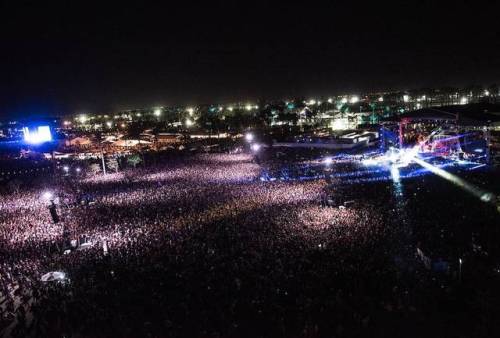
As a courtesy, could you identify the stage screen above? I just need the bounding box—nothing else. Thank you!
[23,125,53,144]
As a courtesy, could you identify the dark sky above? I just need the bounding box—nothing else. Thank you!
[0,1,499,118]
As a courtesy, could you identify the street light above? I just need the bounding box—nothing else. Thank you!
[459,258,463,282]
[185,119,194,127]
[75,167,81,173]
[324,157,333,165]
[154,108,162,117]
[245,133,254,142]
[63,166,69,173]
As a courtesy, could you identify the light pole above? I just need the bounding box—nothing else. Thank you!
[458,258,463,283]
[324,157,333,183]
[42,191,59,224]
[101,148,107,175]
[251,143,261,164]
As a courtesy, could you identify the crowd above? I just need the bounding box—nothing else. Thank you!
[1,151,500,337]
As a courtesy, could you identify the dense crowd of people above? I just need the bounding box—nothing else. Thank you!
[1,151,500,337]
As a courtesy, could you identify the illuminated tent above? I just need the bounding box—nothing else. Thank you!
[113,139,152,147]
[77,242,92,250]
[41,271,67,282]
[66,137,92,146]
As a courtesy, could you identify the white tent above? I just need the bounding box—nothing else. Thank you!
[113,139,152,147]
[77,242,92,250]
[41,271,67,282]
[66,137,92,146]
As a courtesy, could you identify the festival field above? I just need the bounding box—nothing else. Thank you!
[1,153,500,337]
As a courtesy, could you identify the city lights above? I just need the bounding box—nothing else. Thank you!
[251,143,261,152]
[324,157,333,165]
[245,133,254,142]
[10,87,496,159]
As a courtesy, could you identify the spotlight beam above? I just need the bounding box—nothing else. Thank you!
[411,156,496,204]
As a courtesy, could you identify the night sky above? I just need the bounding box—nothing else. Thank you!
[0,1,499,118]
